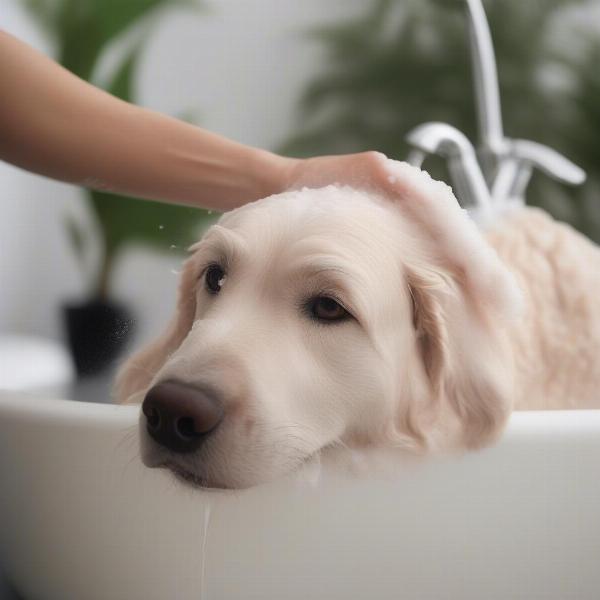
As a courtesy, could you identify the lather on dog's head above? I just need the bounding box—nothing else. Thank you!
[116,162,521,489]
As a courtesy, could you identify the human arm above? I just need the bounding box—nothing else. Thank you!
[0,30,395,211]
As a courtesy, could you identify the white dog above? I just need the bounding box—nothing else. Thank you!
[116,161,600,488]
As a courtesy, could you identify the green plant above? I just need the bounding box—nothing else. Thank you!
[560,30,600,240]
[282,0,598,239]
[23,0,213,298]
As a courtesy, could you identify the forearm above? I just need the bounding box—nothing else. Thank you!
[0,31,297,210]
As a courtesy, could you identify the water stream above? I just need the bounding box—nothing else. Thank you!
[200,499,211,599]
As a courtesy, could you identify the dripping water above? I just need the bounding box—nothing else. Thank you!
[200,499,211,599]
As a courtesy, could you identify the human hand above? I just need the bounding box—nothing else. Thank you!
[281,151,402,198]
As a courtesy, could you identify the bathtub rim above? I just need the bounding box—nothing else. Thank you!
[1,389,599,443]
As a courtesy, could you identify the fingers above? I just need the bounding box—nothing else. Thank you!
[285,151,388,192]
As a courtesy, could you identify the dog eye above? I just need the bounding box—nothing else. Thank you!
[308,296,349,322]
[205,265,226,294]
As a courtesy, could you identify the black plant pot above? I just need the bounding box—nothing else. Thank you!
[63,299,134,377]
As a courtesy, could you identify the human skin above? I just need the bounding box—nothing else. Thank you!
[0,30,397,210]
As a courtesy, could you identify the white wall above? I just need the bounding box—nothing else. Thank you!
[0,0,364,349]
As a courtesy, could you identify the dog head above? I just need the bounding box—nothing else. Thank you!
[116,162,521,488]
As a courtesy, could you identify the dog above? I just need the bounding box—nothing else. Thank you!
[115,161,600,489]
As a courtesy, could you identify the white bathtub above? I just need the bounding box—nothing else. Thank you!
[0,391,599,600]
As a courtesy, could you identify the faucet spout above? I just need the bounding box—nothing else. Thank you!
[406,122,492,214]
[404,0,586,211]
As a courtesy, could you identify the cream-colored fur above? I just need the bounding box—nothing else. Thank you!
[115,161,600,488]
[486,206,600,410]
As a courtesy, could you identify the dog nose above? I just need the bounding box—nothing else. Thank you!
[142,380,224,453]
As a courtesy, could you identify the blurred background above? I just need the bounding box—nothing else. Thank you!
[0,0,599,397]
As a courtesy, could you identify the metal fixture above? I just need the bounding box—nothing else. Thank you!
[405,0,585,213]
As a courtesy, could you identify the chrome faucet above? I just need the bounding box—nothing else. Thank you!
[405,0,585,213]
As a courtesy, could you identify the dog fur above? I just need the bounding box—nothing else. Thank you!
[115,161,600,488]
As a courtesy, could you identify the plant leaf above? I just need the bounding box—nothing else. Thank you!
[64,212,86,262]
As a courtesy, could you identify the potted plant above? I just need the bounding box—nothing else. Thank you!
[23,0,213,375]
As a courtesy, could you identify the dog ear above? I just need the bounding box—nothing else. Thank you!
[386,161,522,450]
[114,254,199,404]
[406,263,516,450]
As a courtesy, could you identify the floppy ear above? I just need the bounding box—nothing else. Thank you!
[386,161,522,450]
[114,253,199,404]
[406,262,517,450]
